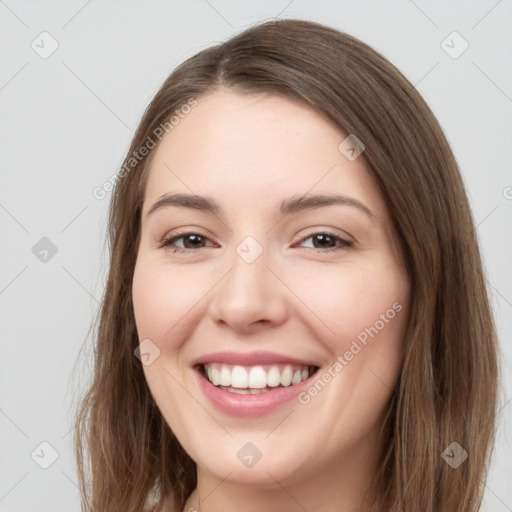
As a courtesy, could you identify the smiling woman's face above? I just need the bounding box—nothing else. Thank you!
[132,88,410,503]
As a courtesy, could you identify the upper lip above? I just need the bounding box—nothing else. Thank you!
[191,350,319,367]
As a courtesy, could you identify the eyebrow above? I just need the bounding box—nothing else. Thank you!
[146,192,377,222]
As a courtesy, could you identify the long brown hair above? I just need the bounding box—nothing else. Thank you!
[74,18,500,512]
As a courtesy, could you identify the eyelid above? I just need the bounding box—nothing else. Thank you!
[293,227,354,245]
[160,228,354,253]
[159,229,217,249]
[293,232,353,252]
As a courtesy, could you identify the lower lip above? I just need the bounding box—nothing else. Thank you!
[195,368,314,417]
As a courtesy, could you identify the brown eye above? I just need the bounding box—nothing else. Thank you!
[297,232,352,252]
[161,233,214,252]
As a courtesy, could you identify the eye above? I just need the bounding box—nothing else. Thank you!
[296,232,353,252]
[160,232,215,252]
[160,231,353,254]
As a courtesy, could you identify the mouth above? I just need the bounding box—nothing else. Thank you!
[192,351,320,417]
[198,363,318,394]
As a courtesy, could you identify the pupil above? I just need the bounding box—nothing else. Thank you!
[185,235,203,248]
[314,234,334,248]
[182,234,336,249]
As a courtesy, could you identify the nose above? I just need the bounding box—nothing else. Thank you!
[208,243,289,334]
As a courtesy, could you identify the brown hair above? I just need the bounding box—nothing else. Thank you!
[74,18,500,512]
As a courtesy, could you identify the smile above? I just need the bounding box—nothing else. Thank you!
[201,363,316,394]
[193,351,320,416]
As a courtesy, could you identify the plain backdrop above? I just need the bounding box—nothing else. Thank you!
[1,1,511,511]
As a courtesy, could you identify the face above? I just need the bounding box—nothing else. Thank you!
[132,88,410,493]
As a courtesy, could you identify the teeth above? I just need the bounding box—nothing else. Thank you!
[291,370,302,385]
[207,365,221,386]
[231,366,248,388]
[248,366,267,388]
[280,365,292,386]
[211,366,220,386]
[203,363,314,390]
[267,366,281,387]
[220,366,231,386]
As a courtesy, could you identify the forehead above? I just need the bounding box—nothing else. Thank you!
[141,89,389,223]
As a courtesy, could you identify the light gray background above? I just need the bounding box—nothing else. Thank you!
[1,1,511,511]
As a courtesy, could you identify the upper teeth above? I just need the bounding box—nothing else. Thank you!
[204,363,312,389]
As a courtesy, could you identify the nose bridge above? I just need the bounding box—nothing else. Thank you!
[210,233,287,330]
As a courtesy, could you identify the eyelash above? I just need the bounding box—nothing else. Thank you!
[159,231,353,254]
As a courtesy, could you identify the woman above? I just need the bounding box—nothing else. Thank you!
[74,19,499,512]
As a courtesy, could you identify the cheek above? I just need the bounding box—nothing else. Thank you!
[132,260,206,438]
[291,261,410,411]
[132,257,208,344]
[291,264,409,442]
[291,262,409,351]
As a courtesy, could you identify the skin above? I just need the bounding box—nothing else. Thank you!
[132,88,411,512]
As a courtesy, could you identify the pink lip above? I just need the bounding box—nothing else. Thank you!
[194,369,315,417]
[191,351,319,417]
[191,350,317,367]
